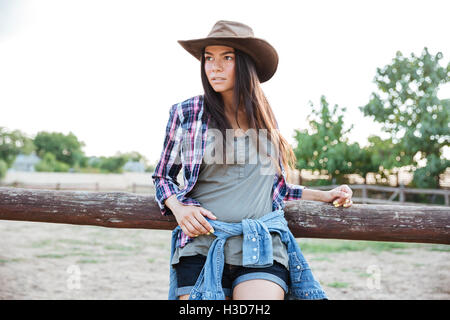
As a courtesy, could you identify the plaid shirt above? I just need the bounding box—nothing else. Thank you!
[152,94,306,248]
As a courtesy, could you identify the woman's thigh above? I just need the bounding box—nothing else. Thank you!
[232,279,285,300]
[179,279,283,300]
[230,261,289,300]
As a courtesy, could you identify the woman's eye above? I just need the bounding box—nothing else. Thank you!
[205,56,233,61]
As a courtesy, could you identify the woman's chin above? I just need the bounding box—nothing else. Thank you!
[211,86,232,93]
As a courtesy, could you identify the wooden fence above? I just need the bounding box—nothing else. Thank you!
[0,187,448,245]
[2,182,449,206]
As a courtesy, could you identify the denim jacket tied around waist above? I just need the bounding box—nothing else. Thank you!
[168,209,327,300]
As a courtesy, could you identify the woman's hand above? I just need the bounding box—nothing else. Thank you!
[321,184,353,208]
[165,195,217,237]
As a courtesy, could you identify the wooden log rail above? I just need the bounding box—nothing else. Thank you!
[0,187,449,245]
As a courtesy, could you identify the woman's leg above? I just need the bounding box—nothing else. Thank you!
[232,279,284,300]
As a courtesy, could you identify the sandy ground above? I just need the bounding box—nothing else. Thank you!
[0,219,449,300]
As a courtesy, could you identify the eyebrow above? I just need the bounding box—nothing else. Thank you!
[204,51,235,56]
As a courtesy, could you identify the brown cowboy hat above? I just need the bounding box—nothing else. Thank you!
[177,20,279,83]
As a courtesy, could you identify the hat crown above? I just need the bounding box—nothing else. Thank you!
[207,20,254,38]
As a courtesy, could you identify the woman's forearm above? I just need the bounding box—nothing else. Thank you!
[301,188,327,202]
[165,194,183,212]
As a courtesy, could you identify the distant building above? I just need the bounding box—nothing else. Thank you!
[9,153,41,172]
[123,160,146,173]
[87,156,101,166]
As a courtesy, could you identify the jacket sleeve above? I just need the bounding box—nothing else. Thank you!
[284,182,306,201]
[151,104,183,216]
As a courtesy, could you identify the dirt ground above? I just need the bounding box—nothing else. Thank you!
[0,220,448,300]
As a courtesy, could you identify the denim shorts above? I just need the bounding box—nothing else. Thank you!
[173,254,290,298]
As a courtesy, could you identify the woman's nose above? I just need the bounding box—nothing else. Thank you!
[212,60,223,71]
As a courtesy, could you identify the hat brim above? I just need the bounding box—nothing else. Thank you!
[177,37,278,83]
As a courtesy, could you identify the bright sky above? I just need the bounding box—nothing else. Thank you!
[1,0,449,165]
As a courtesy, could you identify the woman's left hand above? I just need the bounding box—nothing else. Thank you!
[322,185,353,208]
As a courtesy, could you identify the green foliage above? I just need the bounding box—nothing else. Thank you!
[145,164,156,173]
[293,95,362,184]
[97,154,128,173]
[359,47,450,188]
[364,136,410,170]
[35,152,70,172]
[359,135,412,183]
[0,159,7,180]
[119,151,146,163]
[1,126,154,174]
[33,131,85,168]
[410,153,449,189]
[85,154,126,173]
[0,127,35,167]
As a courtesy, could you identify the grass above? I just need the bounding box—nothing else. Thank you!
[27,235,147,260]
[428,245,450,252]
[327,282,350,288]
[57,239,101,246]
[30,239,53,248]
[311,257,334,262]
[104,244,138,252]
[77,259,103,264]
[0,258,24,264]
[296,238,425,254]
[357,272,371,278]
[35,254,67,259]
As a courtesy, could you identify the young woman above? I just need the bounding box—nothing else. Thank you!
[152,20,353,300]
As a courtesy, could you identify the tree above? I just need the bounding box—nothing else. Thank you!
[293,95,361,185]
[0,159,7,180]
[35,152,70,172]
[119,151,147,163]
[97,154,128,173]
[361,135,411,186]
[0,127,35,167]
[359,47,450,188]
[33,131,86,168]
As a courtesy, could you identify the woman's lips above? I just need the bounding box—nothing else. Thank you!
[212,78,225,83]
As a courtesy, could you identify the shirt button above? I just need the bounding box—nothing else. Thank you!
[253,248,257,251]
[296,265,301,269]
[305,293,308,297]
[191,294,196,298]
[252,238,256,242]
[253,256,257,259]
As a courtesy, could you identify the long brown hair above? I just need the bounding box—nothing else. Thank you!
[200,47,296,180]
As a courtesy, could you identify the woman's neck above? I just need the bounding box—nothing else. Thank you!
[221,91,235,114]
[221,92,243,115]
[221,92,249,130]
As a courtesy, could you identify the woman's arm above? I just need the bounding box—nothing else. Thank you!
[284,183,328,201]
[151,104,183,216]
[300,188,327,201]
[285,183,353,207]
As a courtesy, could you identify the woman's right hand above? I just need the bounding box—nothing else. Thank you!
[165,195,217,237]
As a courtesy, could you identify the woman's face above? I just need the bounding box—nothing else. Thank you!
[204,45,236,94]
